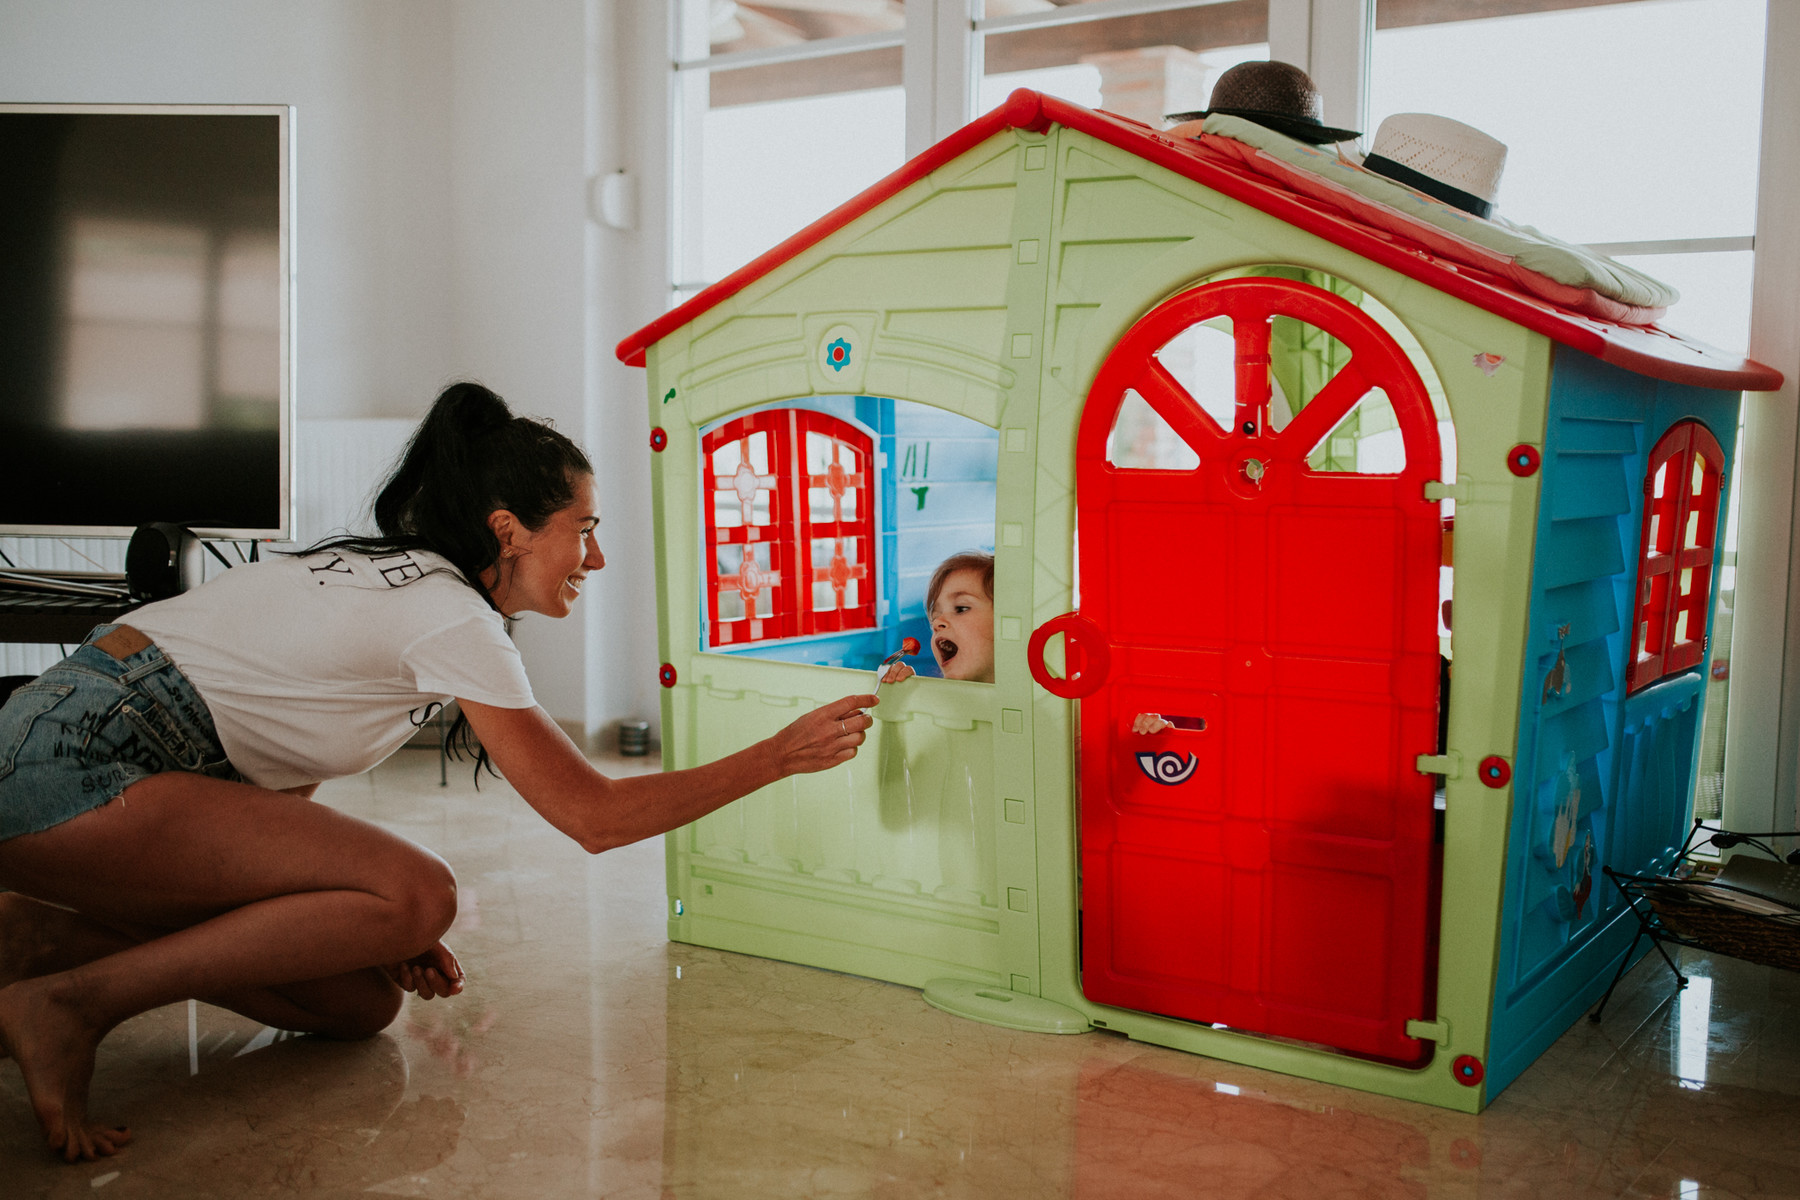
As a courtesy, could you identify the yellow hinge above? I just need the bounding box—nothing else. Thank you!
[1406,1017,1452,1044]
[1416,751,1462,779]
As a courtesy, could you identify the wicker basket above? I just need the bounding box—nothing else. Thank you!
[1647,883,1800,974]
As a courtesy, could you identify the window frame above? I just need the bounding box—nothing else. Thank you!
[700,408,879,650]
[1629,420,1727,693]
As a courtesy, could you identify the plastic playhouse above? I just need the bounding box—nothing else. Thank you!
[616,90,1782,1112]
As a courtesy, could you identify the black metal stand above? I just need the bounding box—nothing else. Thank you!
[1589,818,1800,1022]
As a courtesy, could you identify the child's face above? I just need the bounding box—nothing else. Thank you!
[929,568,995,683]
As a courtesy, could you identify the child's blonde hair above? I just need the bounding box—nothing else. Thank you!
[925,551,995,615]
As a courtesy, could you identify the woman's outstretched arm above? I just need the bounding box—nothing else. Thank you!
[457,694,877,853]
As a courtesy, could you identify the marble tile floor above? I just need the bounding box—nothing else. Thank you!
[4,748,1799,1199]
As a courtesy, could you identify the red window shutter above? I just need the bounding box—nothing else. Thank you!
[1629,420,1725,692]
[700,409,879,648]
[701,412,798,646]
[794,411,877,636]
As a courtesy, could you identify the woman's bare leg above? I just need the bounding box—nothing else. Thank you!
[0,772,458,1161]
[0,893,413,1037]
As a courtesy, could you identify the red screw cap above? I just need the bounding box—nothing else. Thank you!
[1478,755,1512,788]
[650,427,668,452]
[658,663,677,687]
[1506,444,1540,477]
[1452,1054,1485,1086]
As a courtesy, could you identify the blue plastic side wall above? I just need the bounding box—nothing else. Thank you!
[1485,347,1740,1098]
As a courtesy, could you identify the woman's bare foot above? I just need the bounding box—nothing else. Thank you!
[0,976,131,1161]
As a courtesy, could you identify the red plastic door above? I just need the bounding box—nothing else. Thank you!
[1059,277,1442,1063]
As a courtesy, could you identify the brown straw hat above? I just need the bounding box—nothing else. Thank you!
[1166,60,1361,145]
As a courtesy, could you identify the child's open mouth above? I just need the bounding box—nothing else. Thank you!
[936,637,958,664]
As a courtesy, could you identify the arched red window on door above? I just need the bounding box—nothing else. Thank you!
[1628,419,1725,692]
[701,408,876,648]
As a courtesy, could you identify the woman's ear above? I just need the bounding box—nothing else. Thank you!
[487,508,525,558]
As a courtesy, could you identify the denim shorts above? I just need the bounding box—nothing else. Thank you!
[0,625,241,842]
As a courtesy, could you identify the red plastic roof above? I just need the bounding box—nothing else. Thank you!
[617,89,1781,393]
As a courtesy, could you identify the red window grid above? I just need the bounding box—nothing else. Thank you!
[700,408,877,648]
[1629,419,1724,692]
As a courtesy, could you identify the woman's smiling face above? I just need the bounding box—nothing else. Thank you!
[485,473,605,618]
[929,567,995,683]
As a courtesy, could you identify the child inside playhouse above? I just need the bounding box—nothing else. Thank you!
[881,551,995,685]
[881,554,1174,741]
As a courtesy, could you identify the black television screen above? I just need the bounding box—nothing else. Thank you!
[0,104,293,539]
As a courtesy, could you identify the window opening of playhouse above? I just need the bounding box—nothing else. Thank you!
[1107,269,1454,474]
[697,396,998,677]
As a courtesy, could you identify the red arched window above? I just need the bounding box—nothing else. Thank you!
[1628,419,1725,692]
[701,409,876,648]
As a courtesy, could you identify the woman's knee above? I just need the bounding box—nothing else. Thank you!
[388,847,458,952]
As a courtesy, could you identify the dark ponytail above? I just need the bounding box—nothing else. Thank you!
[296,381,592,783]
[303,380,592,605]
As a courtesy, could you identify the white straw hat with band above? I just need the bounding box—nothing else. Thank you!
[1360,113,1507,219]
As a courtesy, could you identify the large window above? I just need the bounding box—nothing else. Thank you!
[978,4,1267,127]
[667,0,1777,811]
[673,0,1279,296]
[671,2,908,293]
[1370,0,1764,352]
[1371,0,1767,817]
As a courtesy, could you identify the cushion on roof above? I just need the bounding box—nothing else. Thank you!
[1198,114,1677,325]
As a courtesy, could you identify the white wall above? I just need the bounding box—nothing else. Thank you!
[1,0,667,740]
[442,0,661,739]
[0,0,458,418]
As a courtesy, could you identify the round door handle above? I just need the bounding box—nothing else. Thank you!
[1028,612,1112,699]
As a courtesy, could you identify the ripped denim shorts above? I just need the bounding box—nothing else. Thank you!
[0,625,241,842]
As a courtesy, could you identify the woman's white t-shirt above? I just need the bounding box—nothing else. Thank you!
[128,547,535,790]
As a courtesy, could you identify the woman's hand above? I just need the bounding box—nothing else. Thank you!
[768,694,878,777]
[384,940,465,1000]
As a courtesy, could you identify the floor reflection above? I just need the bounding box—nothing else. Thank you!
[3,748,1798,1198]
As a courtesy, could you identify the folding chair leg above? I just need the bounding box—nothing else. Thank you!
[1589,926,1646,1022]
[1649,935,1689,991]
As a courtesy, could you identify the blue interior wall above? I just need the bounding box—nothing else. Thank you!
[1485,348,1740,1098]
[889,402,1000,676]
